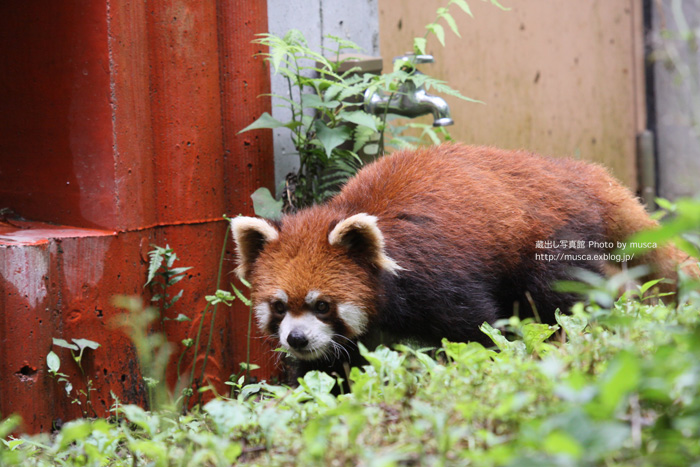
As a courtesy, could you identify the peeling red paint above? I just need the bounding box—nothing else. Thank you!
[0,0,275,433]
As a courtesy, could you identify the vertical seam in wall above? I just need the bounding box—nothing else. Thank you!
[319,0,325,53]
[215,0,229,206]
[642,0,659,196]
[105,0,121,227]
[630,0,641,192]
[144,2,161,225]
[631,0,641,134]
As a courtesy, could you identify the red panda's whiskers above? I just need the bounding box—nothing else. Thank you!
[332,334,356,348]
[331,340,351,362]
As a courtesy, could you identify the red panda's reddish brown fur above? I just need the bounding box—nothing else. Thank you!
[231,144,698,377]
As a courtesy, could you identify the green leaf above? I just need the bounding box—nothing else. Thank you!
[655,197,675,212]
[450,0,474,17]
[165,248,178,268]
[120,404,156,435]
[232,285,252,307]
[421,75,484,103]
[174,313,191,322]
[56,419,93,450]
[239,362,261,371]
[593,350,640,418]
[166,289,184,308]
[204,399,253,434]
[4,438,23,450]
[299,371,336,396]
[542,430,583,458]
[522,322,558,354]
[340,110,378,131]
[352,124,377,154]
[442,339,495,365]
[479,322,512,351]
[639,278,665,295]
[52,338,79,351]
[145,248,164,287]
[314,121,353,158]
[426,23,446,46]
[488,0,511,11]
[129,440,168,467]
[169,267,192,276]
[46,351,60,373]
[72,338,101,351]
[167,274,186,287]
[555,310,588,336]
[250,187,283,221]
[269,44,288,73]
[238,112,287,133]
[441,11,461,37]
[413,37,427,55]
[0,415,21,440]
[394,344,438,370]
[301,93,340,110]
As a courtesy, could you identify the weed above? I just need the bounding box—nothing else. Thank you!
[145,244,192,327]
[46,338,101,418]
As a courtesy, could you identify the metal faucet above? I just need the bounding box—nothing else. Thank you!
[364,54,454,127]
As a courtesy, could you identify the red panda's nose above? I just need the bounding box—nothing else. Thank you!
[287,330,309,350]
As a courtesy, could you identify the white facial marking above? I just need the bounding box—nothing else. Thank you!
[273,289,289,303]
[255,290,288,333]
[304,290,321,305]
[337,302,369,337]
[254,302,271,332]
[279,313,333,361]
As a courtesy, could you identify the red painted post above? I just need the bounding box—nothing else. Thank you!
[0,1,117,229]
[0,0,276,433]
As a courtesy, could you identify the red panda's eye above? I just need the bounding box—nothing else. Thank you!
[272,301,286,314]
[314,300,330,314]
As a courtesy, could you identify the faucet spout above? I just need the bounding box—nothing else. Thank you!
[414,88,454,127]
[365,82,454,127]
[364,54,453,127]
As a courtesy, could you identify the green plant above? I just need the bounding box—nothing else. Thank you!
[631,197,700,259]
[218,277,262,398]
[46,338,101,418]
[115,219,261,416]
[6,273,700,465]
[112,297,173,412]
[145,244,192,327]
[241,0,504,216]
[241,30,384,212]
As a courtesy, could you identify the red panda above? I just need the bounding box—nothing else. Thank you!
[231,144,697,376]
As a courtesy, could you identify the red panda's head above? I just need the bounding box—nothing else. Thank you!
[230,211,402,361]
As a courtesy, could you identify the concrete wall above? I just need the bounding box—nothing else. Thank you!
[652,1,700,200]
[266,0,380,191]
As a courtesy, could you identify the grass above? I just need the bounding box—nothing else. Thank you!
[4,198,700,466]
[3,279,700,466]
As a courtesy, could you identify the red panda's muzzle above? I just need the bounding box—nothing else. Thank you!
[278,312,336,361]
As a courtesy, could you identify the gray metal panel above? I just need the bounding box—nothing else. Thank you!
[267,0,380,193]
[652,1,700,199]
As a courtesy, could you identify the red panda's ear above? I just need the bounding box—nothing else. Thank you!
[230,216,279,280]
[328,213,403,274]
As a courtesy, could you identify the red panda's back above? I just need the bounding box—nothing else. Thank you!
[330,144,607,270]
